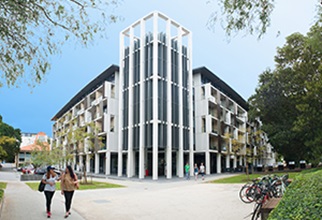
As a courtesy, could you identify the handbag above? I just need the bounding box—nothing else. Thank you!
[38,180,45,192]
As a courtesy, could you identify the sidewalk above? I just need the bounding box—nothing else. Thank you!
[0,168,253,220]
[1,181,85,220]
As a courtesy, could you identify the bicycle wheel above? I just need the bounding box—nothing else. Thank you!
[247,185,262,203]
[251,203,262,220]
[239,184,254,203]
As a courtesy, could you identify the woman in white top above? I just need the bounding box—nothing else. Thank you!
[41,166,61,218]
[199,163,205,180]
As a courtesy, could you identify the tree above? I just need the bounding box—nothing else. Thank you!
[0,115,21,162]
[31,139,61,168]
[208,0,322,39]
[53,119,103,184]
[0,0,119,88]
[248,20,322,164]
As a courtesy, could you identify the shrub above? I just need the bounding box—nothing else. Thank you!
[0,189,3,200]
[268,169,322,220]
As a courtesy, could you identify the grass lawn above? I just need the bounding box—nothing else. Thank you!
[210,172,299,184]
[25,181,124,191]
[0,182,7,189]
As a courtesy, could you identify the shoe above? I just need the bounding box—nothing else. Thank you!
[64,212,70,218]
[47,211,51,218]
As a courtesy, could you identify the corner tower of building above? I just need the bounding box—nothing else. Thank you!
[119,11,193,180]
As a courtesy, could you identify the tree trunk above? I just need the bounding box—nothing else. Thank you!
[83,165,87,184]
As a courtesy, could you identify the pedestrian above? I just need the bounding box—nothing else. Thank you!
[185,162,190,180]
[42,166,61,218]
[200,162,205,180]
[60,165,79,218]
[194,164,199,181]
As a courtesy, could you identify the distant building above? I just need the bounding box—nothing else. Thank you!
[247,118,276,167]
[17,132,50,166]
[52,11,274,179]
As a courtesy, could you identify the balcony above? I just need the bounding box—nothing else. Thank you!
[77,109,85,115]
[209,145,218,151]
[208,96,216,104]
[91,96,103,106]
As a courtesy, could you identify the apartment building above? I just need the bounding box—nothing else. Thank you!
[247,118,276,167]
[52,65,119,175]
[193,67,248,175]
[52,11,274,180]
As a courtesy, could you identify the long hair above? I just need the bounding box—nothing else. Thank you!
[46,169,56,179]
[67,165,75,179]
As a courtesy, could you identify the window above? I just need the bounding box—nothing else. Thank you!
[110,116,115,132]
[111,85,115,98]
[202,117,206,132]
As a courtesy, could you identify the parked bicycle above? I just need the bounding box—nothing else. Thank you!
[239,174,289,219]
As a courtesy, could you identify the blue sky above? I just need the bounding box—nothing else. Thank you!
[0,0,318,136]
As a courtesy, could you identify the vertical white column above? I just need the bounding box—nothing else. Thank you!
[152,12,159,180]
[216,153,221,173]
[188,31,194,177]
[95,153,99,174]
[166,19,172,179]
[118,31,124,177]
[127,26,134,178]
[239,156,243,167]
[233,156,237,169]
[86,154,90,173]
[139,19,145,179]
[205,151,210,175]
[178,26,184,178]
[226,154,230,170]
[105,151,111,175]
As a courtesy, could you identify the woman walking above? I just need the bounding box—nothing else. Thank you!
[194,164,199,181]
[42,166,60,218]
[61,165,79,218]
[200,162,205,180]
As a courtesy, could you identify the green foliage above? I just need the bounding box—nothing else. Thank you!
[0,189,3,200]
[31,141,61,167]
[0,182,7,189]
[268,169,322,220]
[248,20,322,163]
[208,1,321,39]
[25,181,123,190]
[0,182,7,200]
[0,115,21,162]
[0,0,120,88]
[53,118,103,183]
[208,0,275,38]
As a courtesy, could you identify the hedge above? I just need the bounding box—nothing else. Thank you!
[0,189,3,200]
[268,169,322,220]
[0,182,7,200]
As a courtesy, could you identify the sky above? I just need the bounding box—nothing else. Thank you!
[0,0,318,137]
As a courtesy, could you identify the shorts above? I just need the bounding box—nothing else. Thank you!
[195,172,198,175]
[200,172,205,176]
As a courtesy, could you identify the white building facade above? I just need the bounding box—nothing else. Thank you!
[52,12,274,180]
[119,12,193,180]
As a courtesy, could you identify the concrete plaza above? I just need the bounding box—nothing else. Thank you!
[0,164,253,220]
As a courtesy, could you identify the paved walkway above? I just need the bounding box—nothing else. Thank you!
[0,164,253,220]
[1,181,84,220]
[72,176,253,220]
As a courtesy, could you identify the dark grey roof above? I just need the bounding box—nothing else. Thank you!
[193,66,249,111]
[51,65,119,121]
[52,65,247,121]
